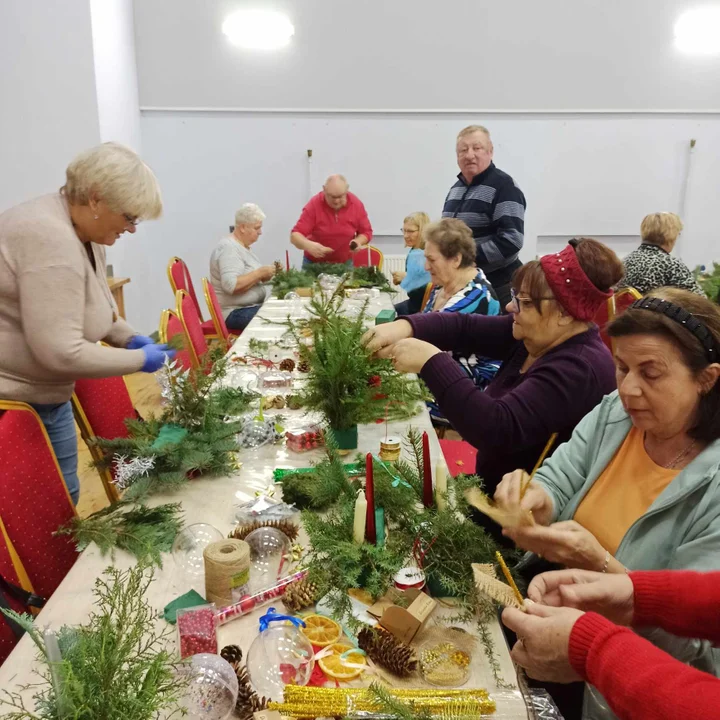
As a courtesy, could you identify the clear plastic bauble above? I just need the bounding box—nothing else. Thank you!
[236,418,282,449]
[245,527,292,594]
[179,653,239,720]
[246,610,314,701]
[172,524,225,583]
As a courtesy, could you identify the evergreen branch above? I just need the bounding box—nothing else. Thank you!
[56,502,184,566]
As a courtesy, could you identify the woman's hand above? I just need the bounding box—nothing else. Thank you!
[502,603,584,683]
[361,320,413,357]
[504,520,609,572]
[126,334,154,350]
[388,338,441,373]
[494,469,555,526]
[307,242,333,259]
[528,569,635,625]
[392,270,406,285]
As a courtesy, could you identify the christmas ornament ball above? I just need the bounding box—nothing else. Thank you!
[245,527,292,594]
[246,616,314,701]
[172,524,225,580]
[179,653,239,720]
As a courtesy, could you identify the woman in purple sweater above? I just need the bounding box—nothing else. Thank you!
[364,239,623,494]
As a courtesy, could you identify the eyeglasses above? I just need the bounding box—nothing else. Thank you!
[401,228,419,234]
[123,213,140,227]
[510,288,555,313]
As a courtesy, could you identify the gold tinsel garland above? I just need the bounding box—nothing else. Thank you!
[268,686,496,717]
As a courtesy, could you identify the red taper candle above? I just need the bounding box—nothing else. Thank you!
[365,453,377,544]
[422,431,433,508]
[285,249,290,271]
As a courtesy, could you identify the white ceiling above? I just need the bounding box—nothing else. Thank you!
[133,0,720,111]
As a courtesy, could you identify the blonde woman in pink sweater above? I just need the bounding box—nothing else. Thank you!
[0,143,173,504]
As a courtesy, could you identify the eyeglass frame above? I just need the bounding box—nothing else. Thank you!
[510,287,556,313]
[123,213,140,227]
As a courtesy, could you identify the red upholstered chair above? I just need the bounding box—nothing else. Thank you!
[438,439,478,478]
[202,277,238,348]
[167,257,218,338]
[352,245,384,271]
[176,290,209,370]
[0,401,78,600]
[159,309,194,371]
[593,294,614,353]
[0,515,36,665]
[72,376,140,504]
[607,286,642,354]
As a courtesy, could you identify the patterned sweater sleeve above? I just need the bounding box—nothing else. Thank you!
[667,256,706,296]
[477,179,526,268]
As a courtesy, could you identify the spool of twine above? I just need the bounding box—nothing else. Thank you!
[204,539,251,606]
[379,436,402,462]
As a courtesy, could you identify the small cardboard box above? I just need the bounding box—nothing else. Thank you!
[367,588,436,644]
[295,287,313,297]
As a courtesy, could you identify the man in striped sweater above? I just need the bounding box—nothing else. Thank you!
[443,125,526,308]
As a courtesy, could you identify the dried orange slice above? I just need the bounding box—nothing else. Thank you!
[300,614,342,647]
[318,643,366,680]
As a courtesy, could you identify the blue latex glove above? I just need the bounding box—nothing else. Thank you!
[126,334,155,350]
[140,344,176,373]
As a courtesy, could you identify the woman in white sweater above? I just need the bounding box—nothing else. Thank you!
[0,142,173,504]
[209,203,276,332]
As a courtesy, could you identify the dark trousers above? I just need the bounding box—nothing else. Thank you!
[225,305,260,332]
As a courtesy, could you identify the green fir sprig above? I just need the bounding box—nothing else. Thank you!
[56,501,184,566]
[0,565,187,720]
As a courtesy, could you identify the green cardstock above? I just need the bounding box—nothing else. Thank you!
[151,424,189,450]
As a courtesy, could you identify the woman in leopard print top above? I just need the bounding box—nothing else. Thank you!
[618,212,704,296]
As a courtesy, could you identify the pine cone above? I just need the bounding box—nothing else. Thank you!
[235,664,269,720]
[273,260,283,274]
[282,578,319,613]
[229,519,300,543]
[287,394,304,410]
[357,627,418,677]
[297,359,310,373]
[279,358,296,372]
[220,644,243,668]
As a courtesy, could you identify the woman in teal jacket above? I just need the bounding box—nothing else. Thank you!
[494,287,720,720]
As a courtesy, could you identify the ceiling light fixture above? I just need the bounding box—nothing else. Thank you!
[674,6,720,55]
[222,9,295,50]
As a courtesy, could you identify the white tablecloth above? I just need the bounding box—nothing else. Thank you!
[0,294,530,719]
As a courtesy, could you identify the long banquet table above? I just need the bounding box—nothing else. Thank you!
[0,293,532,719]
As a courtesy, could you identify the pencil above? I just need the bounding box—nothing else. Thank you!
[495,551,524,607]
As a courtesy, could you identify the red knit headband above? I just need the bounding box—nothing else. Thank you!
[539,244,612,322]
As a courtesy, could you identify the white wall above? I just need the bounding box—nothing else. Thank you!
[123,110,720,333]
[90,0,144,276]
[90,0,142,150]
[0,0,101,211]
[133,0,720,111]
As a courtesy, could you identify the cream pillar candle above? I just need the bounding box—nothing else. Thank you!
[353,489,368,544]
[435,462,448,510]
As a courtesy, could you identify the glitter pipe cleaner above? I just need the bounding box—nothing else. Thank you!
[215,569,308,626]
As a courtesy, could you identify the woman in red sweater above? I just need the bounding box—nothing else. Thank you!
[502,568,720,720]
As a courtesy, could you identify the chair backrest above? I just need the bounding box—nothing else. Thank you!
[176,290,209,370]
[420,282,434,311]
[593,294,614,353]
[167,257,204,321]
[159,309,194,371]
[0,402,78,600]
[352,245,384,271]
[0,514,35,665]
[72,377,140,503]
[202,277,231,345]
[607,286,642,354]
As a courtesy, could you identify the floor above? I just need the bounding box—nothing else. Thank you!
[74,371,462,518]
[75,372,164,518]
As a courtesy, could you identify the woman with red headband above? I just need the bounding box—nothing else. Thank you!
[363,238,622,496]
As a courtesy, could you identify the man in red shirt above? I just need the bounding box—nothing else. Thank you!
[290,175,373,265]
